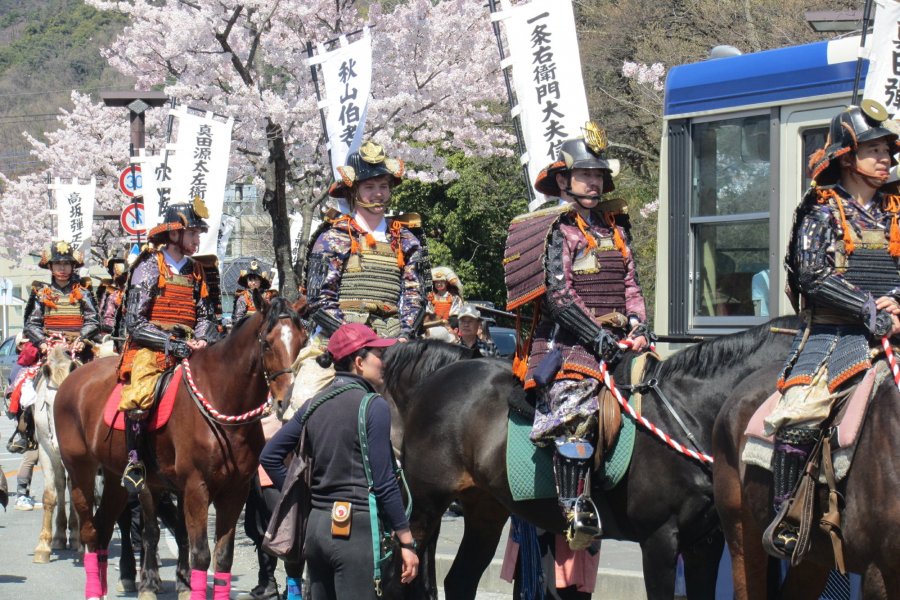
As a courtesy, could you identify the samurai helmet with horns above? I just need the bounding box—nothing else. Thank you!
[328,141,405,199]
[39,240,84,269]
[147,197,210,244]
[238,259,272,290]
[534,121,618,197]
[809,99,900,186]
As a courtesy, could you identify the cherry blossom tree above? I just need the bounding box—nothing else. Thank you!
[0,91,166,264]
[80,0,511,297]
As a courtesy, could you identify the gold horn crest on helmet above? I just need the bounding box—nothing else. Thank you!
[359,141,387,164]
[583,121,608,155]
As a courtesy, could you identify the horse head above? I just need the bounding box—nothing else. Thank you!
[42,345,76,390]
[257,296,308,404]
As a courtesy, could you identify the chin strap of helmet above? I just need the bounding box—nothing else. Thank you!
[561,173,603,208]
[852,164,891,189]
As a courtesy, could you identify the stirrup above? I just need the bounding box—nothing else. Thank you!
[565,495,602,550]
[6,432,31,454]
[122,461,145,496]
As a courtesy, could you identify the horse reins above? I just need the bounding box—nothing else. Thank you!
[183,312,301,426]
[602,341,715,464]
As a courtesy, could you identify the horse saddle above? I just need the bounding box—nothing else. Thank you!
[741,362,886,482]
[104,366,182,432]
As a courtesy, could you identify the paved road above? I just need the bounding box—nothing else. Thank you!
[0,414,648,599]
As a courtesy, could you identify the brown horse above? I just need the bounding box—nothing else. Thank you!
[54,296,307,600]
[713,358,900,599]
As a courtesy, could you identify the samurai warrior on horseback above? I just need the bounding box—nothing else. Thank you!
[305,140,429,342]
[764,101,900,558]
[117,198,218,495]
[233,260,274,323]
[504,122,652,549]
[7,240,100,454]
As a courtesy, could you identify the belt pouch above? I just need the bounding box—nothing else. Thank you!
[331,501,352,538]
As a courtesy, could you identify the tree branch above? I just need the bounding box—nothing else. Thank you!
[215,6,255,86]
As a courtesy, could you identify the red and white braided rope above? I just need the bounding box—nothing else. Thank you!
[180,359,271,424]
[597,341,714,465]
[881,337,900,391]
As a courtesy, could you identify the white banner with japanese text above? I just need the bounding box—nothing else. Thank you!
[168,106,234,256]
[493,0,590,210]
[308,28,373,179]
[51,177,96,254]
[865,0,900,117]
[133,151,175,234]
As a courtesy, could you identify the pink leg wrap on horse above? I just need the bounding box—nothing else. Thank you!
[190,569,208,599]
[213,572,231,600]
[98,549,109,596]
[84,552,103,599]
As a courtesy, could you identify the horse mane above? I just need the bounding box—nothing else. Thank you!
[382,339,473,396]
[656,315,802,380]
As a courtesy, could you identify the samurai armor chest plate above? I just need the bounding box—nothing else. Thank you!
[338,241,403,317]
[571,238,627,317]
[44,292,83,334]
[835,228,900,298]
[150,272,197,329]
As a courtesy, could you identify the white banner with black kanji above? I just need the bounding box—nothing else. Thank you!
[864,0,900,117]
[51,177,96,254]
[308,28,373,179]
[168,107,234,256]
[134,151,174,234]
[493,0,590,210]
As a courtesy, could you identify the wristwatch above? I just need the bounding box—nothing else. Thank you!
[398,540,417,551]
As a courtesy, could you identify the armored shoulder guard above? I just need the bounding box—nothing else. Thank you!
[503,204,573,310]
[23,281,48,323]
[302,218,338,292]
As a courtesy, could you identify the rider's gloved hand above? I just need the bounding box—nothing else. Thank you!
[591,329,621,364]
[166,338,192,359]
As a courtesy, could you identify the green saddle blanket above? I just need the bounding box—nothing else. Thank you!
[506,405,636,501]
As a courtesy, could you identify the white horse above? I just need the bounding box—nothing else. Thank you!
[32,345,80,563]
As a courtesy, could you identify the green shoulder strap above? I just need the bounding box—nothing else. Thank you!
[357,392,413,596]
[299,383,364,429]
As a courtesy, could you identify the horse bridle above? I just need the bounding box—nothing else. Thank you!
[258,312,301,386]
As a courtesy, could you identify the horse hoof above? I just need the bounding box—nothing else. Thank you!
[33,550,51,564]
[138,591,158,600]
[51,540,66,551]
[178,591,192,600]
[117,579,137,593]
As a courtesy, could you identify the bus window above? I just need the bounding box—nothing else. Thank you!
[691,114,771,319]
[802,127,829,189]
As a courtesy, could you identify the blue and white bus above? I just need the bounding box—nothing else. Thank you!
[654,35,867,343]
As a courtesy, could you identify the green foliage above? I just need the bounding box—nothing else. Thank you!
[392,153,529,306]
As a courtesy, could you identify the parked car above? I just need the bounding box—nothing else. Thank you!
[0,335,19,396]
[485,326,516,359]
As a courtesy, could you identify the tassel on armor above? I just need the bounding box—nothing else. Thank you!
[553,437,602,549]
[122,411,148,496]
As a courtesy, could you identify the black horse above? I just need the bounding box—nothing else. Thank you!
[381,317,800,600]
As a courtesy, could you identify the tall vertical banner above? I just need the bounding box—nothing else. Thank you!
[51,177,96,254]
[864,0,900,117]
[167,106,234,256]
[308,28,374,180]
[492,0,590,210]
[135,151,174,234]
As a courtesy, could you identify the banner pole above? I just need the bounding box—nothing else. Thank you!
[852,0,876,106]
[487,0,536,204]
[306,41,334,175]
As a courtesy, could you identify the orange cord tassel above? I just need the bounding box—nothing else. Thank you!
[605,213,630,259]
[886,195,900,257]
[156,252,169,289]
[820,189,855,255]
[573,213,598,250]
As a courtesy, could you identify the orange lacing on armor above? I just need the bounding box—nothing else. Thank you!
[512,302,542,382]
[238,289,257,313]
[818,188,855,255]
[573,213,597,250]
[605,213,629,258]
[389,220,406,268]
[335,215,378,256]
[884,195,900,257]
[154,252,208,298]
